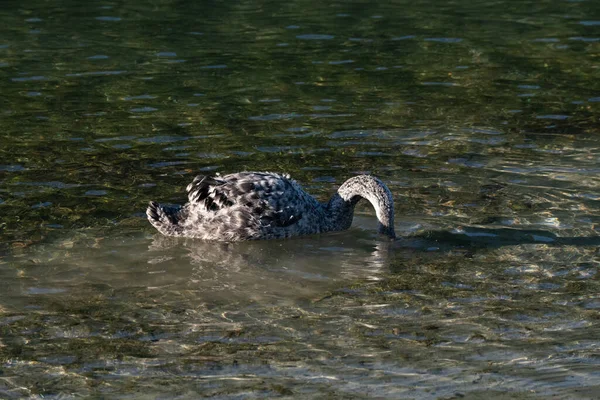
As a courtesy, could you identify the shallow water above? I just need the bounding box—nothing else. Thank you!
[1,0,600,398]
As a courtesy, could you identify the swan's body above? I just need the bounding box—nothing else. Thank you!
[147,172,395,241]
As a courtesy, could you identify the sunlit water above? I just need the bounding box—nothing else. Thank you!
[1,0,600,398]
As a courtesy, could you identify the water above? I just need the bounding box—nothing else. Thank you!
[1,0,600,397]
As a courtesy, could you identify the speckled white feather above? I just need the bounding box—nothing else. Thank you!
[147,172,396,241]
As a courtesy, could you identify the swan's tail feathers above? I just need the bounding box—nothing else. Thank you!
[146,201,184,236]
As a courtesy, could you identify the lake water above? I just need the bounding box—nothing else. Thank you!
[1,0,600,398]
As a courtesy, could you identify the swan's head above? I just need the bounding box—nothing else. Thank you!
[337,175,396,240]
[377,219,396,240]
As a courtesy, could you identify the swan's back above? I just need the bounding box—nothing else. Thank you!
[148,172,325,240]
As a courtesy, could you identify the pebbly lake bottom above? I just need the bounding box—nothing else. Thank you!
[1,216,599,399]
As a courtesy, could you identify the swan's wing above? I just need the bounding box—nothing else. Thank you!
[186,175,234,211]
[186,172,304,227]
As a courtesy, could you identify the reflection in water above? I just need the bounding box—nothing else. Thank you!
[2,224,600,397]
[1,220,395,312]
[147,228,393,302]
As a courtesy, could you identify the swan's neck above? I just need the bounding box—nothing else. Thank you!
[327,175,396,239]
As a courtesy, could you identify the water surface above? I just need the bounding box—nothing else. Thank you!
[1,0,600,398]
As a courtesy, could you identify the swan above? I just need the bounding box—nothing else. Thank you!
[146,172,396,241]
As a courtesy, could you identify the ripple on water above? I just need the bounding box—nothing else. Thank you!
[256,146,304,153]
[296,34,335,40]
[536,115,569,120]
[421,81,457,86]
[66,70,127,77]
[570,37,600,42]
[17,181,81,189]
[308,113,354,118]
[580,21,600,26]
[348,38,373,43]
[137,136,189,143]
[123,94,157,100]
[87,54,109,60]
[329,129,390,139]
[27,287,66,294]
[148,161,189,168]
[196,152,226,159]
[329,60,354,65]
[38,355,78,365]
[31,202,52,209]
[0,164,26,171]
[462,127,503,135]
[95,16,121,21]
[11,76,46,82]
[424,37,463,43]
[130,107,158,113]
[258,98,281,103]
[249,113,303,121]
[95,135,137,142]
[518,85,540,90]
[84,190,108,196]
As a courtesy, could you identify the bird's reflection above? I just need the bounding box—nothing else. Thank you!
[147,229,395,301]
[146,219,600,303]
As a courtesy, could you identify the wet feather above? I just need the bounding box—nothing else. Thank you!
[147,172,395,241]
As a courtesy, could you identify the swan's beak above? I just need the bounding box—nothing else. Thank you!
[378,224,396,240]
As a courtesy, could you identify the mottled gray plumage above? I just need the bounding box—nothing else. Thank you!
[147,172,396,241]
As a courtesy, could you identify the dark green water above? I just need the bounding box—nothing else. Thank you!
[1,0,600,398]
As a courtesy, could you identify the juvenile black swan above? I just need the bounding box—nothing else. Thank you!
[147,172,396,241]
